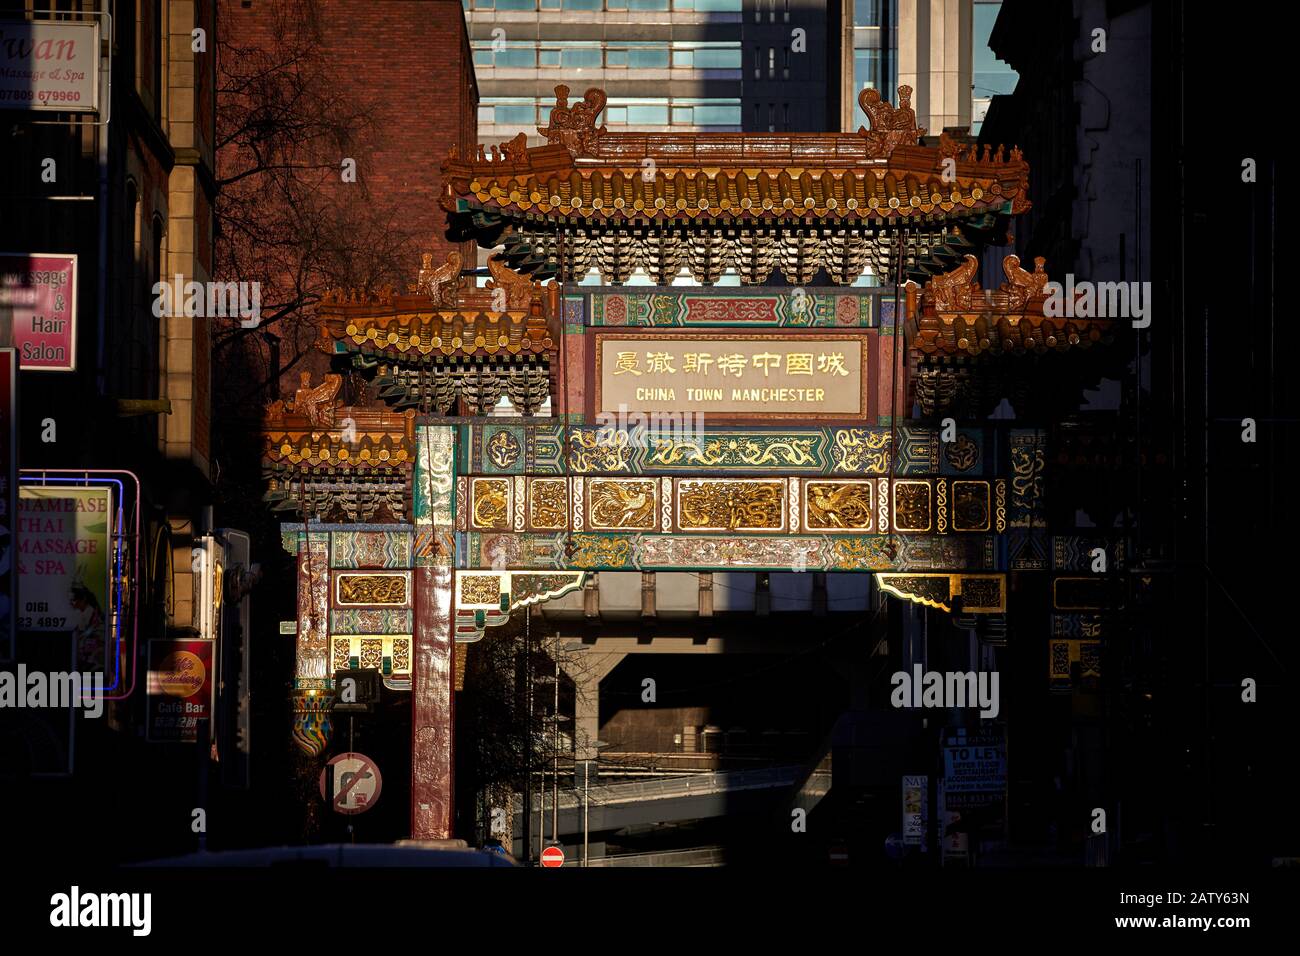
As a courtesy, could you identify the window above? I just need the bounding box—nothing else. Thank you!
[854,0,884,26]
[539,48,562,66]
[494,0,536,8]
[783,46,789,79]
[753,46,761,79]
[562,47,603,68]
[495,104,538,124]
[626,103,669,124]
[497,46,537,67]
[625,45,671,68]
[972,1,1018,134]
[852,48,884,130]
[692,103,741,125]
[973,1,1018,96]
[472,42,537,68]
[673,42,742,69]
[563,0,601,9]
[628,0,670,8]
[151,214,164,316]
[782,103,789,130]
[485,98,540,126]
[768,47,775,78]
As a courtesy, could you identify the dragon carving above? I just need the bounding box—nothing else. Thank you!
[414,249,463,307]
[486,254,536,310]
[290,372,342,427]
[924,254,981,313]
[922,254,1052,314]
[1000,254,1049,309]
[538,85,607,156]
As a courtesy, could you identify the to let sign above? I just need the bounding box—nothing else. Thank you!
[0,21,99,112]
[0,253,77,370]
[942,727,1007,810]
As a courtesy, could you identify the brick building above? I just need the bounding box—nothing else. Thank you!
[222,0,478,292]
[1,0,220,859]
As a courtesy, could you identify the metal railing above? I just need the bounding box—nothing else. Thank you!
[521,763,801,812]
[587,846,726,868]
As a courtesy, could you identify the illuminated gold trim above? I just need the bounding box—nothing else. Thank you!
[891,479,933,532]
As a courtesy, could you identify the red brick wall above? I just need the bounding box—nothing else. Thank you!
[226,0,478,271]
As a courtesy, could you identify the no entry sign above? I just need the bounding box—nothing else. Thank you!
[541,845,565,868]
[319,752,382,814]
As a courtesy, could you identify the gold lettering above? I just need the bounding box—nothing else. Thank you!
[645,351,676,374]
[717,353,748,377]
[817,352,850,377]
[683,352,713,375]
[613,351,642,375]
[787,352,814,375]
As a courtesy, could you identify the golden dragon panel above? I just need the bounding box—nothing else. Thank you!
[676,479,787,531]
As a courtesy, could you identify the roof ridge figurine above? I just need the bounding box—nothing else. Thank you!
[858,84,926,156]
[538,85,607,156]
[413,249,463,307]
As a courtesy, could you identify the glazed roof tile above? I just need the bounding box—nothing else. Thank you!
[442,86,1030,225]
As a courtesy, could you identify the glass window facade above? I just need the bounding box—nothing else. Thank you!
[471,39,740,72]
[851,0,896,131]
[465,0,740,8]
[480,96,741,130]
[971,1,1017,134]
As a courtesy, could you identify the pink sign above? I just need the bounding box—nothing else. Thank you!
[0,252,77,371]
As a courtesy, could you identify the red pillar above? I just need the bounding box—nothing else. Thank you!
[411,564,455,839]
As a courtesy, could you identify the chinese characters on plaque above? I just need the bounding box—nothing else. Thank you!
[596,332,870,419]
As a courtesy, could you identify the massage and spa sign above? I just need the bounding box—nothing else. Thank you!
[0,20,100,112]
[17,485,112,672]
[593,330,874,422]
[0,253,78,370]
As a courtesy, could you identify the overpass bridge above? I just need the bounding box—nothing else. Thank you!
[514,764,802,858]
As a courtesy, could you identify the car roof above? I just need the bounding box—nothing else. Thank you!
[134,844,518,867]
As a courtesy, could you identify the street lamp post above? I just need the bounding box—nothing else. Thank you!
[536,668,558,861]
[552,646,560,847]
